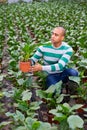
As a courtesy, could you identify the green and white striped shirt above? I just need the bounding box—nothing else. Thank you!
[31,41,73,74]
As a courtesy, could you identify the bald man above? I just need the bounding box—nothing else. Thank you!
[30,27,78,88]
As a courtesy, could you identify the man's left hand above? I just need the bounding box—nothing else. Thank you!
[31,63,42,72]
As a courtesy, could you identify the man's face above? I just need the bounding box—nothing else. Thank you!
[51,28,64,45]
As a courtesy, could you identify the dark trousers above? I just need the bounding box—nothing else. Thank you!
[46,68,78,88]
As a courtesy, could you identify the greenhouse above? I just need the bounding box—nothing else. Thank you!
[0,0,87,129]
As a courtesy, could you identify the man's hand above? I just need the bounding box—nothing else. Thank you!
[31,63,42,72]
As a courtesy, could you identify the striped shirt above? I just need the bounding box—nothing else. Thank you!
[31,41,73,74]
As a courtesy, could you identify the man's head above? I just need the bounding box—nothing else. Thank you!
[51,26,66,47]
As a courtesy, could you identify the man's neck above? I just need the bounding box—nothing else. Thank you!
[53,42,62,48]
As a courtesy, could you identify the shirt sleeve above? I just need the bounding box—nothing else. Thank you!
[31,46,43,63]
[42,47,73,72]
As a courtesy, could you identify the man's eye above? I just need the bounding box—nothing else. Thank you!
[51,32,58,36]
[55,34,58,36]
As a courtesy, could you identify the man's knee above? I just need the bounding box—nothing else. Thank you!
[46,74,59,88]
[67,68,78,76]
[46,75,52,82]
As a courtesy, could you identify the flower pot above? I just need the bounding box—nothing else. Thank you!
[19,61,31,72]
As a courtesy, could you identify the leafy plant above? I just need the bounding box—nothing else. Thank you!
[49,103,84,130]
[20,43,37,62]
[36,81,64,109]
[77,82,87,102]
[6,111,58,130]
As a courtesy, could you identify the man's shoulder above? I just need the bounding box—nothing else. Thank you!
[62,42,72,49]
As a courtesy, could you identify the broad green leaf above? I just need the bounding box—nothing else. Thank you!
[22,90,32,101]
[32,121,40,129]
[59,120,70,130]
[82,108,87,112]
[36,89,46,99]
[56,94,65,103]
[45,81,62,94]
[6,112,15,117]
[0,121,11,128]
[30,101,42,110]
[14,126,26,130]
[17,79,25,85]
[49,109,58,115]
[69,76,80,84]
[67,115,84,129]
[16,110,25,122]
[54,113,67,122]
[0,74,6,81]
[37,122,51,130]
[70,104,83,112]
[45,85,56,93]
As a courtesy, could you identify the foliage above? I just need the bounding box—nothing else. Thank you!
[0,0,87,129]
[19,43,38,61]
[36,81,65,109]
[6,111,58,130]
[77,82,87,102]
[49,103,84,130]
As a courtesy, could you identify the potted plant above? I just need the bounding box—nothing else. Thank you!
[19,43,36,73]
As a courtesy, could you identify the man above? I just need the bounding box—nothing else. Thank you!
[30,26,78,88]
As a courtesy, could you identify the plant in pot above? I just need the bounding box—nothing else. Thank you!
[19,43,36,73]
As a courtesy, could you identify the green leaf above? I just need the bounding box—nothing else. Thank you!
[14,126,26,130]
[69,76,80,84]
[70,104,83,112]
[32,121,40,129]
[36,90,46,99]
[83,108,87,112]
[45,81,62,94]
[17,79,25,85]
[59,120,70,130]
[45,85,56,93]
[54,113,67,122]
[16,110,25,122]
[56,94,64,103]
[25,117,37,129]
[0,74,6,81]
[0,121,11,128]
[37,122,51,130]
[0,92,4,97]
[67,115,84,129]
[22,90,32,101]
[49,109,58,115]
[30,101,42,110]
[5,112,15,117]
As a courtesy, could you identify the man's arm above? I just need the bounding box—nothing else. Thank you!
[42,47,73,72]
[32,47,73,73]
[31,46,43,63]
